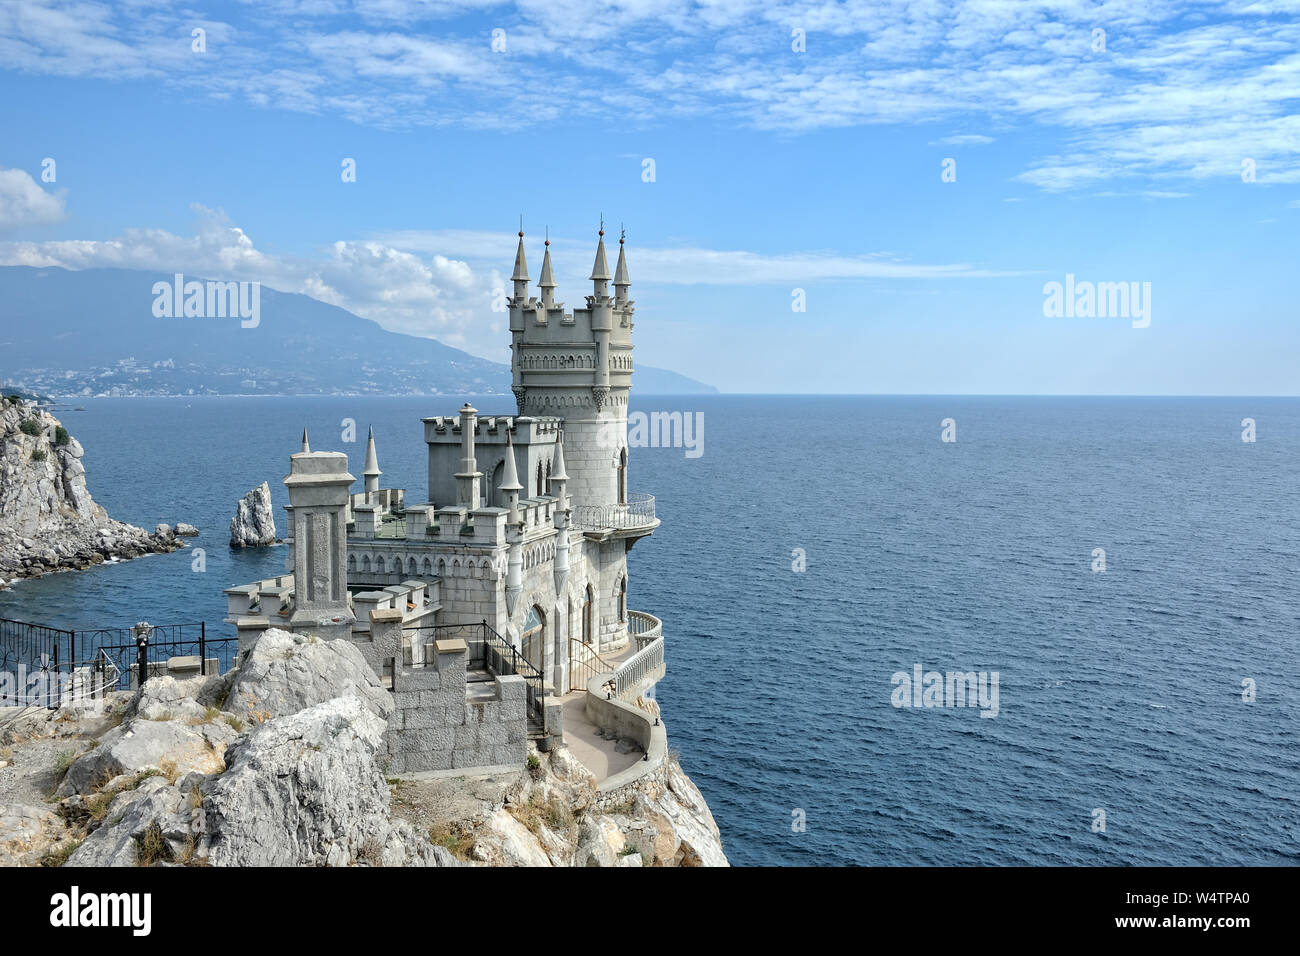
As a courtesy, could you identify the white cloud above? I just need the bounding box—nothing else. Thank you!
[0,168,66,230]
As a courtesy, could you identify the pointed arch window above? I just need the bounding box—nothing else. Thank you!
[618,447,628,505]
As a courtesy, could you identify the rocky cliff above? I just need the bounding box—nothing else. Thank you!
[0,396,188,585]
[0,628,728,867]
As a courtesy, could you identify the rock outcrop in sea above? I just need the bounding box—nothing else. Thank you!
[229,482,276,547]
[0,396,189,586]
[0,628,727,867]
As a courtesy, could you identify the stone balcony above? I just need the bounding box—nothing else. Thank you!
[571,493,658,540]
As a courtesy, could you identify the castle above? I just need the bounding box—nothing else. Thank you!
[223,227,668,780]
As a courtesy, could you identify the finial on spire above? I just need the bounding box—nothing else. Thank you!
[519,213,523,237]
[620,223,625,245]
[300,427,310,454]
[599,213,604,237]
[544,225,549,247]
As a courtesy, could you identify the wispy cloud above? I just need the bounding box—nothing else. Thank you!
[3,2,1299,188]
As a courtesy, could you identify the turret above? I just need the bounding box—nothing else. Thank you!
[551,430,571,594]
[511,228,530,302]
[362,426,381,500]
[614,228,630,308]
[538,234,557,309]
[501,428,524,615]
[589,226,612,411]
[454,404,483,509]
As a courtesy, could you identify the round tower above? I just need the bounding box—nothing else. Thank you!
[509,225,636,514]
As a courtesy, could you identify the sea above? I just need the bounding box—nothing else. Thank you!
[2,394,1297,866]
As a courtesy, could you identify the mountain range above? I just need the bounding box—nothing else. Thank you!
[0,266,717,398]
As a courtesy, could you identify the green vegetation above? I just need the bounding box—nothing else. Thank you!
[54,425,71,446]
[30,448,47,463]
[19,419,42,436]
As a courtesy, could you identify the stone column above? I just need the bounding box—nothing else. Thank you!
[284,451,356,640]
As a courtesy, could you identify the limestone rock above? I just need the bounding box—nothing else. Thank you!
[225,628,392,723]
[0,804,66,866]
[470,808,552,867]
[204,697,410,867]
[174,523,199,536]
[58,717,235,796]
[129,672,233,723]
[66,776,192,866]
[575,814,626,867]
[229,481,276,547]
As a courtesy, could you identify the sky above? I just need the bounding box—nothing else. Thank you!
[0,0,1298,394]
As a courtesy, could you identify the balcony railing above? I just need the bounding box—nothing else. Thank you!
[627,609,662,650]
[613,637,665,701]
[571,493,656,532]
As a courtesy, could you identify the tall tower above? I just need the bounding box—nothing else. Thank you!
[509,225,635,513]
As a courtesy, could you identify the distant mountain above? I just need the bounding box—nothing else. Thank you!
[0,266,716,397]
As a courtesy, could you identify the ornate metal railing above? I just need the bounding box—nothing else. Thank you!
[612,637,665,701]
[627,609,662,650]
[568,638,620,694]
[571,492,656,532]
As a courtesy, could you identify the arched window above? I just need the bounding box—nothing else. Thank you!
[545,460,551,495]
[490,461,504,508]
[537,461,544,497]
[618,576,627,624]
[582,584,594,646]
[618,447,628,505]
[522,605,545,673]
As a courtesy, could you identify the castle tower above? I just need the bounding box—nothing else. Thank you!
[509,225,636,515]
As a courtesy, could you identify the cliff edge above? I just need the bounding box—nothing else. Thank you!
[0,396,186,586]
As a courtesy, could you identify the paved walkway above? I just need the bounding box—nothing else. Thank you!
[558,692,642,784]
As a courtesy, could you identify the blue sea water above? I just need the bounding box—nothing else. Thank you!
[2,395,1297,866]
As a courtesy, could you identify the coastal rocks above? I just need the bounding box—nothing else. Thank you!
[175,523,199,536]
[0,396,188,581]
[204,697,444,867]
[470,808,554,867]
[225,629,393,723]
[128,672,233,723]
[229,481,276,547]
[65,776,192,867]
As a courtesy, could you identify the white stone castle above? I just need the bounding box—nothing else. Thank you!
[224,227,668,780]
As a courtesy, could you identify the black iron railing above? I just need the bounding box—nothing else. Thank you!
[1,618,230,706]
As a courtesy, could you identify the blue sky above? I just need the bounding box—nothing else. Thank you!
[1,0,1298,393]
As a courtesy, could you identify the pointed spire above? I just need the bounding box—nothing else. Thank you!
[550,430,569,483]
[363,425,381,477]
[539,231,556,289]
[499,429,523,493]
[589,221,610,281]
[614,226,630,288]
[511,225,529,282]
[300,428,310,454]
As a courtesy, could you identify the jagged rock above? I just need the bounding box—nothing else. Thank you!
[0,804,66,866]
[128,672,233,723]
[225,628,392,723]
[204,696,439,867]
[470,808,552,867]
[574,814,626,867]
[0,397,185,579]
[649,759,728,867]
[229,481,275,547]
[58,716,235,797]
[154,523,173,538]
[66,776,194,866]
[174,523,199,536]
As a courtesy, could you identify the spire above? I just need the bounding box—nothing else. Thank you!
[300,428,310,454]
[539,232,556,290]
[499,429,523,493]
[613,226,630,290]
[511,226,529,282]
[589,221,610,281]
[550,430,569,483]
[363,426,381,477]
